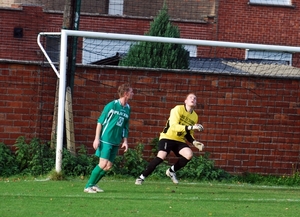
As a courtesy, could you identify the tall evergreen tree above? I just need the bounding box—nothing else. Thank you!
[119,3,189,69]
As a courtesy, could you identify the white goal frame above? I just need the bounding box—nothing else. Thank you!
[37,29,300,173]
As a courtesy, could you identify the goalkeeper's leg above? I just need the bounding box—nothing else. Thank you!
[166,157,190,184]
[165,146,193,184]
[135,157,163,185]
[173,156,190,171]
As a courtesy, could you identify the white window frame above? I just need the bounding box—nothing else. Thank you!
[108,0,124,15]
[185,45,197,57]
[249,0,291,6]
[245,50,292,65]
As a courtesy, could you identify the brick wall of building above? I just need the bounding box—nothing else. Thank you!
[1,61,299,176]
[217,1,300,49]
[2,0,216,20]
[0,5,214,62]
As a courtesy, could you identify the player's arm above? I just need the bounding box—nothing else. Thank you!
[98,101,114,124]
[93,123,102,150]
[121,109,130,152]
[122,110,130,139]
[185,116,205,151]
[93,101,114,150]
[121,137,128,152]
[185,132,204,151]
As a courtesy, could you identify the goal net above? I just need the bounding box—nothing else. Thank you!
[37,29,300,174]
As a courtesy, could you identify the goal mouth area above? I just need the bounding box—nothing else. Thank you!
[37,29,300,173]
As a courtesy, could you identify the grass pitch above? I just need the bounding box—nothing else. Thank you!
[0,177,299,217]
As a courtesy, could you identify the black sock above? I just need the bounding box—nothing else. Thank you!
[173,157,190,172]
[142,157,163,177]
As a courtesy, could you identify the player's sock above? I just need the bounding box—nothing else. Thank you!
[95,169,106,184]
[139,174,145,180]
[142,157,163,177]
[85,165,102,188]
[170,165,175,173]
[173,157,190,172]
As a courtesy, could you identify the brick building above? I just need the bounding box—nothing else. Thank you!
[0,1,299,175]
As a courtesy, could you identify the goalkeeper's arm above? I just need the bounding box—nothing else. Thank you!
[192,140,204,151]
[186,124,204,132]
[185,133,204,152]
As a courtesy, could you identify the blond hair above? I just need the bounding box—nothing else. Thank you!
[118,83,131,97]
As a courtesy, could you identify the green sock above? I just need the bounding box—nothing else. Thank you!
[95,169,106,184]
[85,165,102,188]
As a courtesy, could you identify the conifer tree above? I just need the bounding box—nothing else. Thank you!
[119,3,189,69]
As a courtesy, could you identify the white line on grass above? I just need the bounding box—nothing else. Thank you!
[1,191,299,203]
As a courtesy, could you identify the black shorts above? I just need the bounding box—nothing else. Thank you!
[158,139,189,157]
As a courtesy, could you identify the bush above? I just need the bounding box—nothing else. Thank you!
[108,143,148,177]
[2,136,299,187]
[14,136,55,176]
[0,142,18,177]
[62,145,98,177]
[178,152,232,181]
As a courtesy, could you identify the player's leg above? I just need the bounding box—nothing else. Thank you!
[93,144,119,192]
[135,152,166,184]
[135,139,170,185]
[94,145,118,185]
[166,143,193,184]
[84,161,102,193]
[84,142,113,193]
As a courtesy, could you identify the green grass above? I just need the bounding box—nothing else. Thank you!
[0,176,300,217]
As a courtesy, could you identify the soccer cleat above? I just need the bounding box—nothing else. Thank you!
[84,187,97,193]
[166,168,179,184]
[92,185,104,193]
[135,178,144,185]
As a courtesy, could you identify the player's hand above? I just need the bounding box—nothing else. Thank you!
[193,141,204,151]
[93,139,100,150]
[188,124,204,131]
[121,141,128,152]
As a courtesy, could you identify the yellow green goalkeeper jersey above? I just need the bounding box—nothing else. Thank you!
[159,105,198,143]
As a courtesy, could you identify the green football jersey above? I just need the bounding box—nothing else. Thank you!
[98,99,131,146]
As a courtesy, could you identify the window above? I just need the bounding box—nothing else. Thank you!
[249,0,291,6]
[245,50,292,65]
[46,36,60,63]
[185,45,197,57]
[108,0,124,15]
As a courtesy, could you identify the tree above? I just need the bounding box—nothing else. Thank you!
[119,3,189,69]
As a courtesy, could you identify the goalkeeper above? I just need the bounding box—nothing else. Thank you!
[135,93,204,185]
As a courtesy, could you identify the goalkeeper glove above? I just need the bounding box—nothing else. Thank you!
[193,141,204,151]
[187,124,204,132]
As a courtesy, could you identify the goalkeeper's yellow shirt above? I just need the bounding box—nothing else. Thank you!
[159,105,198,143]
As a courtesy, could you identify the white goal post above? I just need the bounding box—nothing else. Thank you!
[37,29,300,173]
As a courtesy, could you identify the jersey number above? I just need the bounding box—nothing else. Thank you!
[117,117,124,127]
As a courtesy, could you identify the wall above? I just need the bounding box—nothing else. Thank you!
[1,0,216,20]
[218,0,300,46]
[1,61,299,176]
[0,61,56,146]
[217,0,300,64]
[0,5,214,62]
